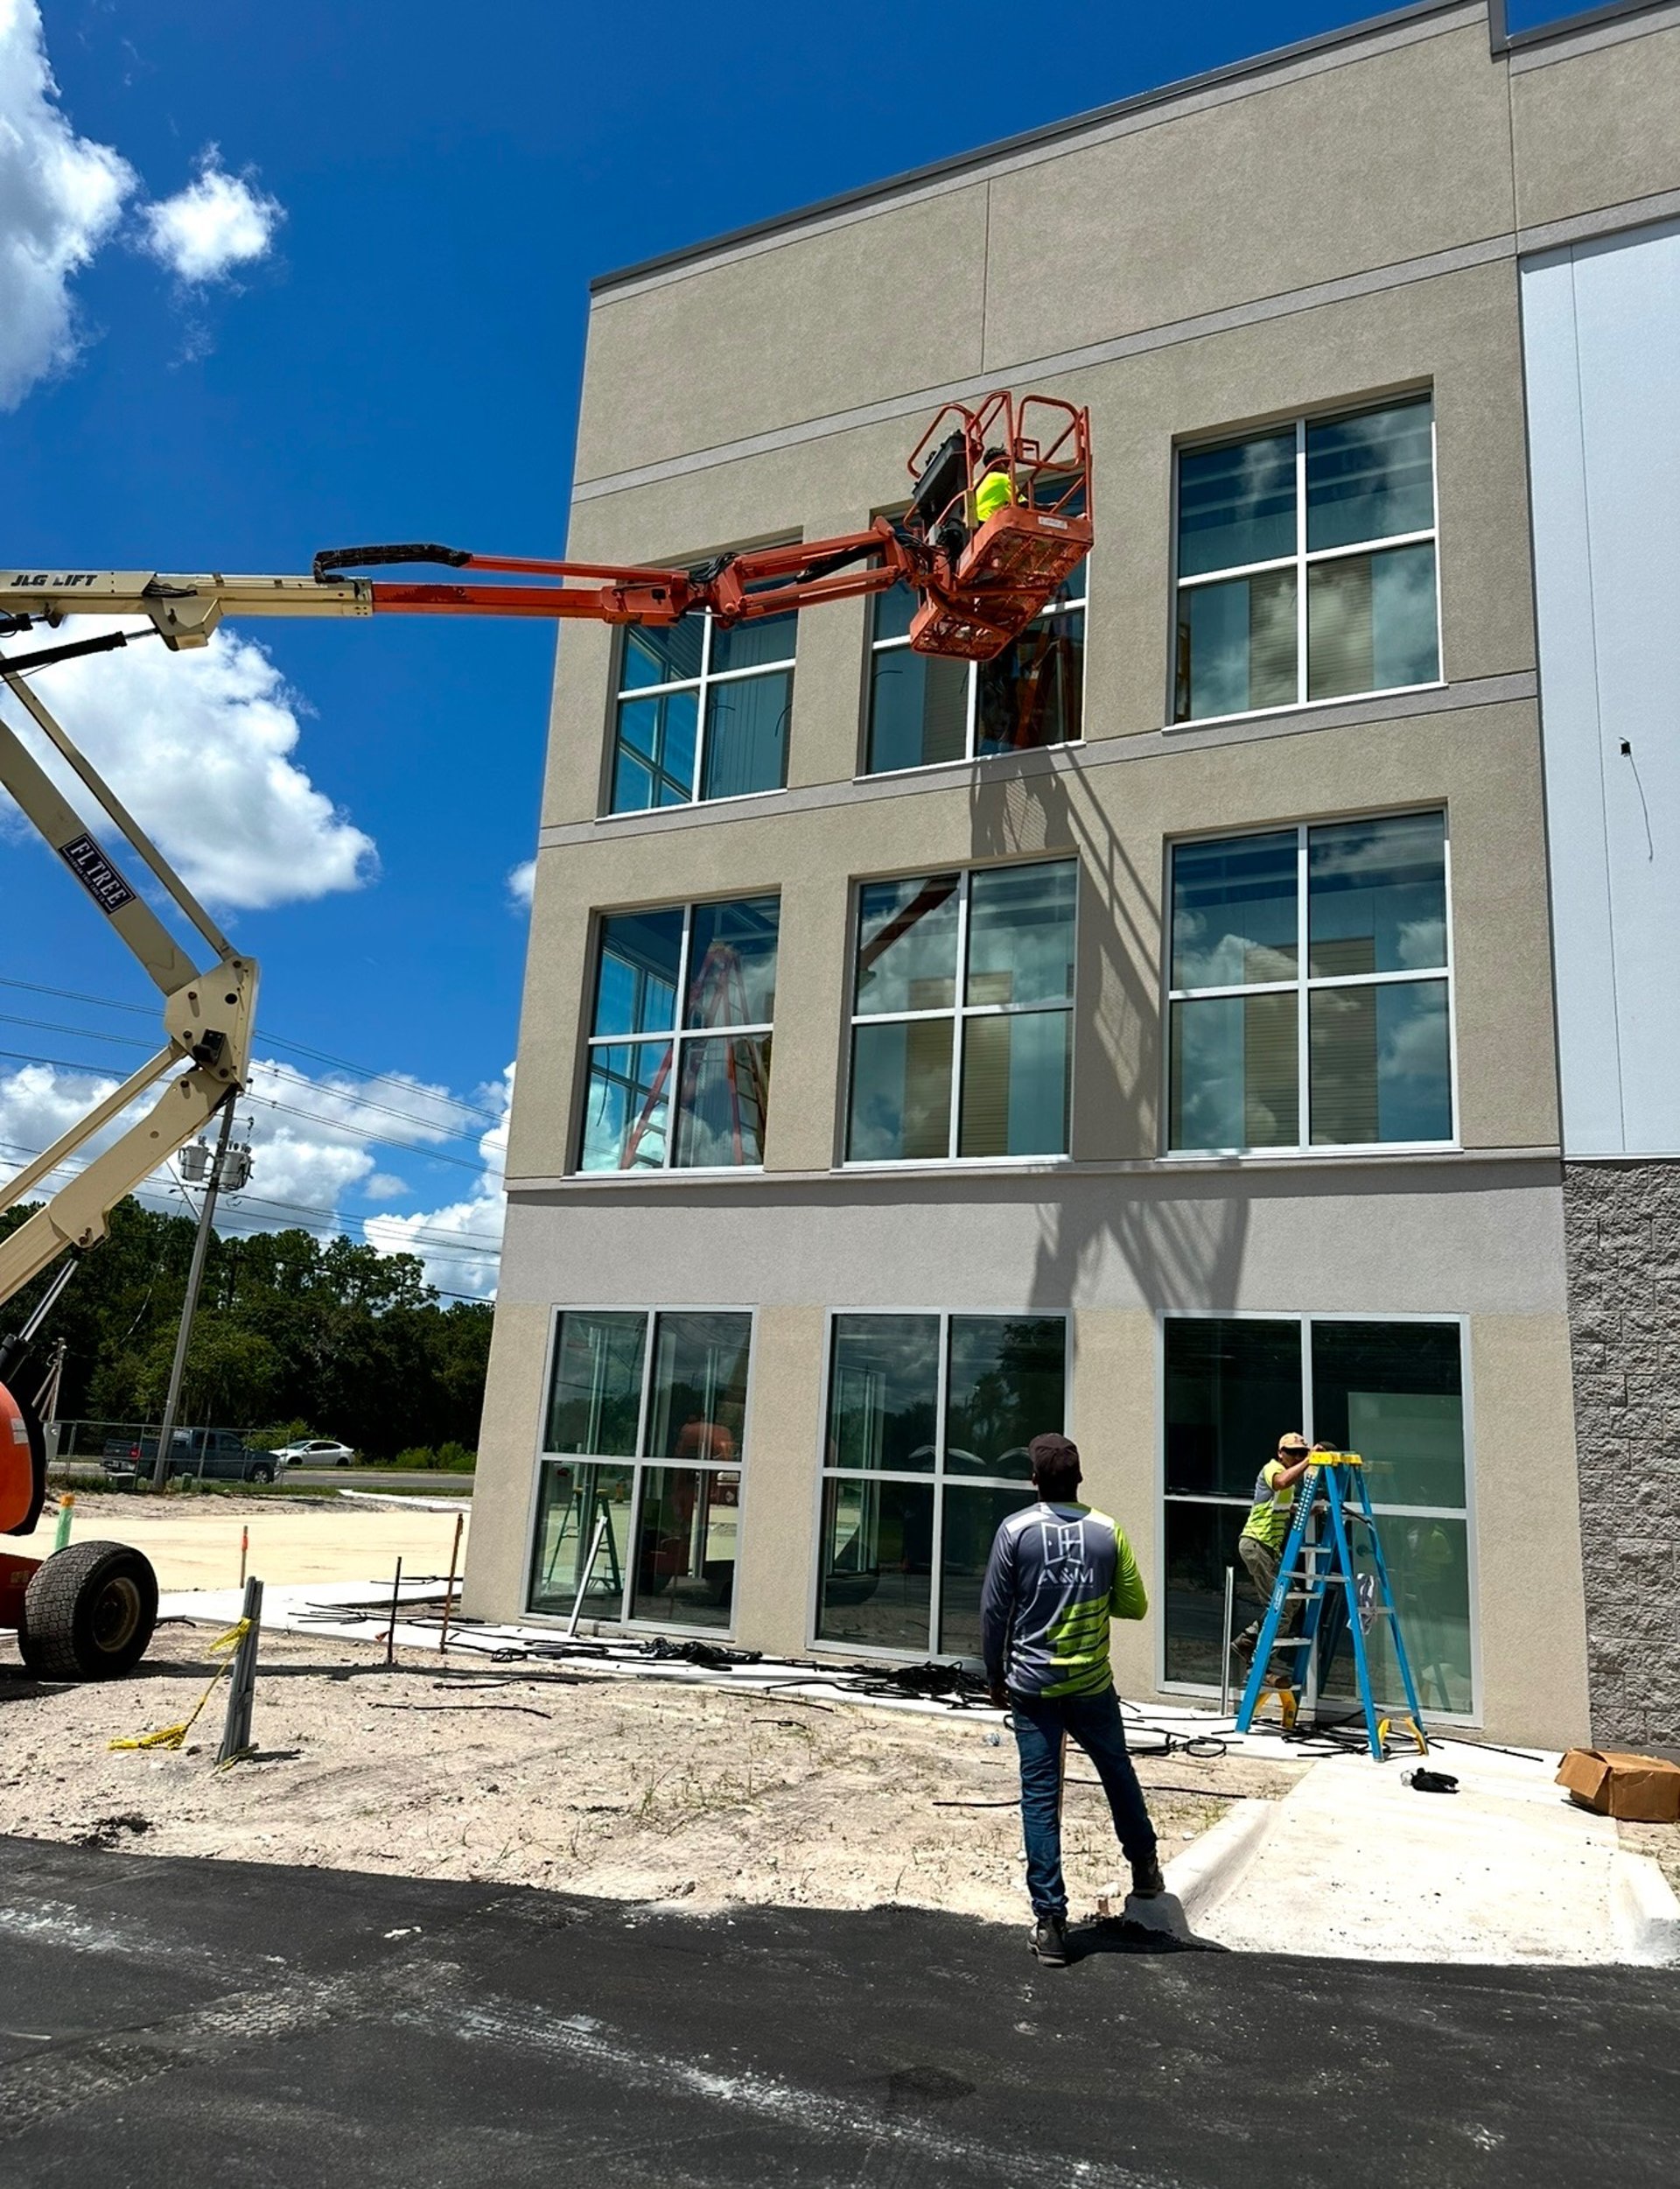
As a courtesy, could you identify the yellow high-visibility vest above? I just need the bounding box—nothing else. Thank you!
[973,467,1018,524]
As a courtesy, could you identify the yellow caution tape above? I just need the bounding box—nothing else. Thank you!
[108,1619,250,1753]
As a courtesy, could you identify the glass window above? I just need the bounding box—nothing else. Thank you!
[608,604,795,814]
[1167,812,1452,1153]
[847,861,1075,1163]
[529,1308,752,1631]
[1161,1316,1473,1714]
[819,1313,1067,1657]
[864,514,1087,774]
[580,895,778,1172]
[1174,396,1438,722]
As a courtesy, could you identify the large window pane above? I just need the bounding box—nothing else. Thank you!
[1307,543,1438,699]
[967,862,1075,1007]
[854,875,960,1013]
[528,1461,634,1617]
[1169,993,1298,1150]
[848,1021,954,1160]
[545,1312,648,1456]
[645,1311,752,1462]
[1314,1515,1472,1715]
[710,611,796,675]
[828,1316,940,1473]
[944,1316,1065,1477]
[611,690,699,813]
[1163,1500,1247,1687]
[1308,979,1451,1145]
[1171,831,1298,989]
[621,621,704,690]
[817,1477,934,1649]
[940,1485,1037,1655]
[974,609,1083,755]
[1306,399,1433,553]
[958,1010,1069,1157]
[1177,430,1297,578]
[1308,813,1446,976]
[1164,1318,1303,1498]
[701,668,790,799]
[1311,1320,1464,1508]
[867,647,969,773]
[685,895,780,1025]
[580,1043,668,1170]
[631,1467,737,1629]
[1176,566,1297,721]
[592,909,682,1038]
[673,1035,770,1167]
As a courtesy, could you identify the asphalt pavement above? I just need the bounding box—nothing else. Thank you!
[2,1836,1676,2186]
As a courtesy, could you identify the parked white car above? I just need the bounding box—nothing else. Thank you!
[272,1437,358,1467]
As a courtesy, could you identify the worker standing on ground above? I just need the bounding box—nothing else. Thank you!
[1231,1431,1316,1682]
[981,1433,1162,1967]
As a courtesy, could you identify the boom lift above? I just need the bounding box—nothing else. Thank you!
[0,389,1091,1680]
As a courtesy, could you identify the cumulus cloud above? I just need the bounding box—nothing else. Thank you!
[507,857,536,910]
[0,1051,505,1297]
[364,1067,511,1300]
[0,1,136,409]
[140,152,282,284]
[7,619,375,910]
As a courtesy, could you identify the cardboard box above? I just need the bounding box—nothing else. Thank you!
[1556,1748,1680,1823]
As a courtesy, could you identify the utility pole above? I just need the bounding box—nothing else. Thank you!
[150,1099,248,1490]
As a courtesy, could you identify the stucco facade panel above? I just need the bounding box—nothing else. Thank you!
[983,23,1514,372]
[1511,25,1680,235]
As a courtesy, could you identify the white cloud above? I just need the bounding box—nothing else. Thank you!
[8,619,375,910]
[507,857,536,910]
[141,152,281,284]
[363,1067,511,1300]
[365,1172,409,1201]
[0,1052,506,1297]
[0,0,136,409]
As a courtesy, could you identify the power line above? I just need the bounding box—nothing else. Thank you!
[0,972,505,1127]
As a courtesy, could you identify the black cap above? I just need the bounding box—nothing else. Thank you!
[1028,1432,1080,1474]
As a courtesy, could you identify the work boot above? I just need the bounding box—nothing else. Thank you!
[1232,1632,1256,1673]
[1129,1856,1166,1900]
[1029,1914,1068,1965]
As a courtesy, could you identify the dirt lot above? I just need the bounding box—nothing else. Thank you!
[1620,1819,1680,1899]
[43,1491,468,1593]
[0,1626,1302,1923]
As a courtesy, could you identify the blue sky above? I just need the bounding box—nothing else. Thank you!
[0,0,1582,1290]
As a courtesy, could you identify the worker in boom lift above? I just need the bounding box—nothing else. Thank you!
[971,446,1020,528]
[981,1433,1163,1967]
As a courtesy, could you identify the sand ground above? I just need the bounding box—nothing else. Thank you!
[41,1491,467,1593]
[0,1625,1302,1922]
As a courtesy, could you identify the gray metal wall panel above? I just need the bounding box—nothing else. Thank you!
[1522,218,1680,1155]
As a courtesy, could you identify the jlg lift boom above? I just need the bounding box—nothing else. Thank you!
[0,389,1090,1680]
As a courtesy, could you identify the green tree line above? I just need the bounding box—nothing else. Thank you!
[1,1197,492,1459]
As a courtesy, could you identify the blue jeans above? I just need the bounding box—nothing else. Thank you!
[1010,1687,1158,1919]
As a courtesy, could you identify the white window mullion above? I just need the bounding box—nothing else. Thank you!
[690,613,715,801]
[1294,419,1308,708]
[929,1312,950,1654]
[1295,824,1311,1153]
[949,877,972,1161]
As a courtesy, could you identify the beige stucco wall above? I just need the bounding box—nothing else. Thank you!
[466,2,1680,1747]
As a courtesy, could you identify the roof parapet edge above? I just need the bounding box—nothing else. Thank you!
[588,0,1482,299]
[1491,0,1678,53]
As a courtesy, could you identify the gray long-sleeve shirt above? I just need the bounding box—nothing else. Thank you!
[980,1500,1147,1699]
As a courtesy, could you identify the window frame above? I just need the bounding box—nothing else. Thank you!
[603,606,798,817]
[808,1306,1072,1663]
[1160,808,1460,1161]
[842,857,1080,1170]
[1153,1307,1481,1722]
[860,558,1089,779]
[1168,395,1445,730]
[576,892,780,1176]
[523,1302,758,1638]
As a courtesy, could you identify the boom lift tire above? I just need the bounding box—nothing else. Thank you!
[18,1540,158,1681]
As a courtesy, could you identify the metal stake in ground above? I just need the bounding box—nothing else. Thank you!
[216,1574,263,1766]
[438,1512,464,1653]
[385,1554,403,1666]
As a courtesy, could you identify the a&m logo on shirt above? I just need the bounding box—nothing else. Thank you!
[1044,1519,1092,1582]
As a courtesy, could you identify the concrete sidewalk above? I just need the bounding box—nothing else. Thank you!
[1198,1737,1678,1966]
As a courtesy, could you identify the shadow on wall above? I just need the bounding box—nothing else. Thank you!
[967,755,1253,1317]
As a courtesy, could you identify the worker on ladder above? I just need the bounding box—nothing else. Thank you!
[1231,1431,1318,1685]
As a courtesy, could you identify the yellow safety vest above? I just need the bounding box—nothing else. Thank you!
[973,467,1018,524]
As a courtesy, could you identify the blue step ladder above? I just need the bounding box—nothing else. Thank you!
[1234,1451,1428,1761]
